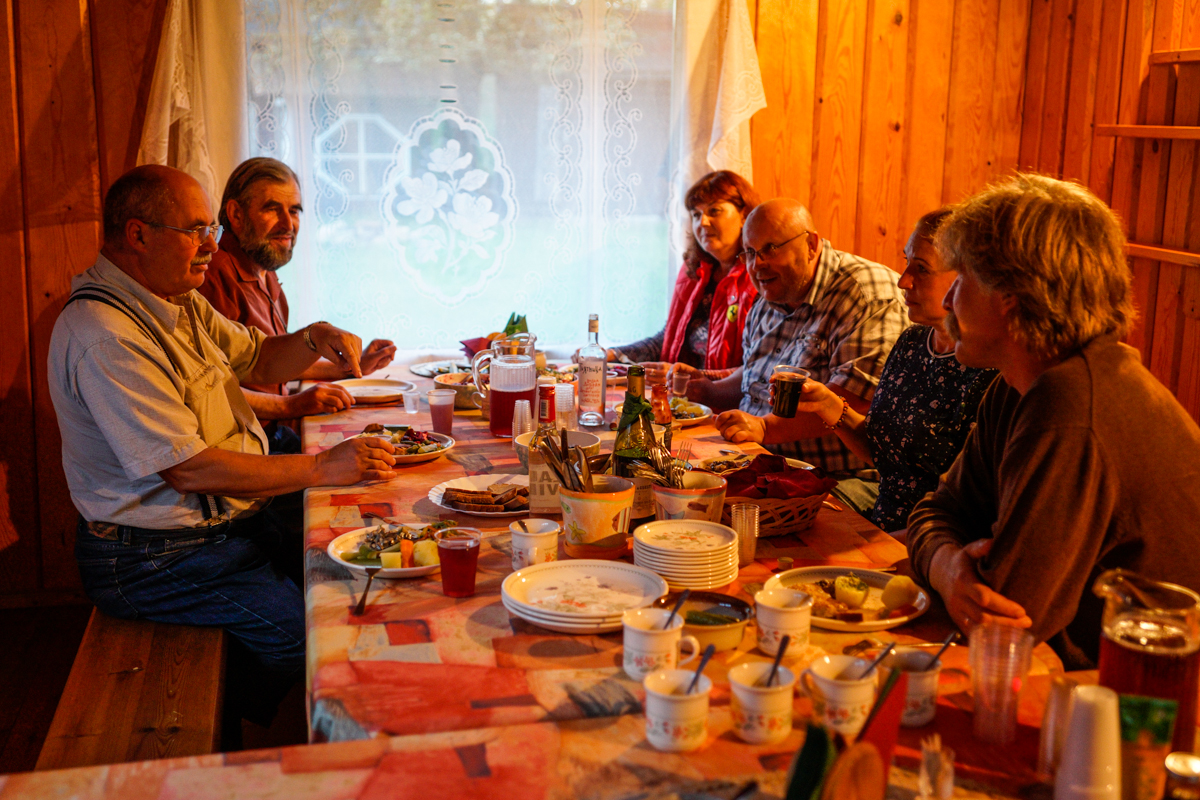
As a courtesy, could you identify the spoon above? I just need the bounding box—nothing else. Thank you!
[516,519,529,533]
[926,631,958,670]
[856,641,896,680]
[731,780,759,800]
[759,634,790,687]
[352,567,382,616]
[663,589,691,629]
[686,643,717,694]
[574,445,595,493]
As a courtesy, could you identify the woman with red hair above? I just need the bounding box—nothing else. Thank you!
[610,170,761,370]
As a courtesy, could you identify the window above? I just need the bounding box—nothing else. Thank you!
[245,0,675,353]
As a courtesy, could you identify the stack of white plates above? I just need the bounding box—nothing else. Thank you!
[500,560,668,634]
[632,520,740,590]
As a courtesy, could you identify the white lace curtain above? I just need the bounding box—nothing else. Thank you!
[141,0,764,356]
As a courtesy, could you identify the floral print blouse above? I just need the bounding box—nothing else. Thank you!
[863,325,997,532]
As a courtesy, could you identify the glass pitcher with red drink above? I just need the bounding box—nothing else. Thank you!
[1094,568,1200,753]
[472,334,537,437]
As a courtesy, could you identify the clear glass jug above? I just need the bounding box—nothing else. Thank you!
[472,334,537,437]
[1094,568,1200,752]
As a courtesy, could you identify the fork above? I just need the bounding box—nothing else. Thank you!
[352,567,382,616]
[676,438,694,464]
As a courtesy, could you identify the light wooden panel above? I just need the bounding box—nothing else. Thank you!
[751,0,818,204]
[811,0,867,249]
[899,0,954,238]
[942,0,1001,202]
[856,0,908,267]
[0,0,39,592]
[1060,0,1104,182]
[1086,0,1130,204]
[1018,0,1052,169]
[19,0,105,590]
[989,0,1030,179]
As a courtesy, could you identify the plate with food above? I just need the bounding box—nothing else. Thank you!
[356,424,454,465]
[334,378,416,404]
[429,474,531,516]
[669,398,712,426]
[538,364,578,383]
[698,454,816,473]
[327,520,453,578]
[409,360,472,378]
[763,568,928,631]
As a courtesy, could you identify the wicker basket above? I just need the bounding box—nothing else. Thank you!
[719,492,829,537]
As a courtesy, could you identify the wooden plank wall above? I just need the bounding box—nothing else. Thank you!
[749,0,1032,271]
[1017,0,1200,422]
[0,0,164,606]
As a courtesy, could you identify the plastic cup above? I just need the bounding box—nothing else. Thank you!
[427,389,456,435]
[731,502,759,567]
[1055,685,1121,800]
[435,528,481,597]
[402,389,420,414]
[641,361,671,386]
[555,383,577,431]
[671,369,689,398]
[511,400,532,442]
[969,623,1034,744]
[771,365,810,418]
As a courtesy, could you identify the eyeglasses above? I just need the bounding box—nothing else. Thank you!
[148,222,224,245]
[743,230,810,265]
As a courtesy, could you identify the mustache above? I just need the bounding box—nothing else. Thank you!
[944,309,961,340]
[191,255,212,266]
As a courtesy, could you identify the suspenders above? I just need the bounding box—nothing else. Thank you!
[65,285,228,521]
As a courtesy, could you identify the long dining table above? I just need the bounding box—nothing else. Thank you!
[2,364,1072,800]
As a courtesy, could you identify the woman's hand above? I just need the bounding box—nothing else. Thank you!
[787,379,849,427]
[929,539,1033,633]
[715,410,766,443]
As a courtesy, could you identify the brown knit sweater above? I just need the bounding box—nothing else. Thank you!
[908,335,1200,667]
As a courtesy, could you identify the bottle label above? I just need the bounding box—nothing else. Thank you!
[528,464,561,512]
[579,361,604,407]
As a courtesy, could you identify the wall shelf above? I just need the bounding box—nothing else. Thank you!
[1149,48,1200,65]
[1127,242,1200,268]
[1095,124,1200,140]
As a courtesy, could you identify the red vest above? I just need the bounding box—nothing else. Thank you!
[661,256,757,370]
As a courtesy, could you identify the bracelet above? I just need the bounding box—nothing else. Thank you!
[302,321,329,353]
[823,397,850,430]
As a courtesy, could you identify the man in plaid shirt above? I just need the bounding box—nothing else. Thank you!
[683,199,908,473]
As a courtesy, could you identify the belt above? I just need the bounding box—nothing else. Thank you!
[114,518,234,546]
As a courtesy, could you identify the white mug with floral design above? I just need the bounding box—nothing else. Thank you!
[728,661,797,744]
[754,587,813,656]
[622,607,700,681]
[642,668,712,752]
[882,647,942,727]
[799,654,878,739]
[508,519,561,570]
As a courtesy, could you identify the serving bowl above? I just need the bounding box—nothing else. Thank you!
[434,372,479,409]
[651,590,753,652]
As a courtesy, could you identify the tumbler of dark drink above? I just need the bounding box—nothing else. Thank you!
[771,366,811,418]
[436,528,482,598]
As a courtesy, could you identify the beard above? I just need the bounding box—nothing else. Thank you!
[242,234,294,271]
[943,309,962,341]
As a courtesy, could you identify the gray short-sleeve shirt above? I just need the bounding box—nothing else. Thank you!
[49,255,270,529]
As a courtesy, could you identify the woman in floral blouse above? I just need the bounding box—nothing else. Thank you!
[767,209,997,533]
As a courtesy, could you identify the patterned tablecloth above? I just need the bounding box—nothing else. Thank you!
[300,370,928,745]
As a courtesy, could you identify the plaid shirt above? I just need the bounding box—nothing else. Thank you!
[740,240,909,472]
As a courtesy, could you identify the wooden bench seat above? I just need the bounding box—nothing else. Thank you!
[35,608,226,770]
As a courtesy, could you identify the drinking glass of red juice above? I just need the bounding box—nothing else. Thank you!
[427,389,456,435]
[436,528,482,597]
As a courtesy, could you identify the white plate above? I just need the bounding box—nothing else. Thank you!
[662,571,739,591]
[501,597,625,634]
[633,520,738,555]
[632,556,739,578]
[409,360,471,378]
[334,378,416,404]
[697,454,817,473]
[326,525,442,579]
[615,401,712,427]
[632,544,738,569]
[356,428,456,465]
[429,474,530,517]
[502,559,668,617]
[763,567,929,632]
[499,595,623,625]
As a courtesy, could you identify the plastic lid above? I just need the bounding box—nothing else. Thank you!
[1166,752,1200,782]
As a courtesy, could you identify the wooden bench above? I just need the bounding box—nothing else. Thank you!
[35,608,226,770]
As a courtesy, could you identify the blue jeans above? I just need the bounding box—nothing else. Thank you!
[75,510,305,724]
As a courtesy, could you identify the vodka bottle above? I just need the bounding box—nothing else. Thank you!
[577,314,607,426]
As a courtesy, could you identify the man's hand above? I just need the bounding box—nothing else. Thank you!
[287,383,354,417]
[315,436,397,485]
[930,539,1032,633]
[308,323,364,377]
[673,364,713,404]
[360,339,397,375]
[715,410,766,444]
